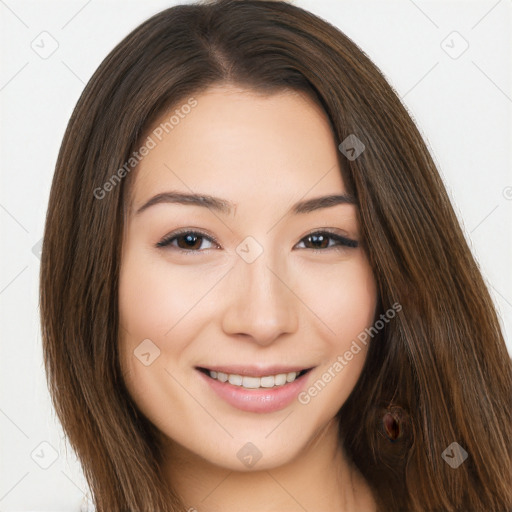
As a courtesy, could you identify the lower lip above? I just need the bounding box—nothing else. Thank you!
[197,369,312,413]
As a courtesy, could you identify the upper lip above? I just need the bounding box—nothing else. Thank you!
[196,365,313,377]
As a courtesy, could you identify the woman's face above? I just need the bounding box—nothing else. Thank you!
[118,84,377,471]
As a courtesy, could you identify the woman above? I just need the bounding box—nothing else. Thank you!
[39,1,512,511]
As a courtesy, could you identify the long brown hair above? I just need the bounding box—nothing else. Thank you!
[40,1,512,510]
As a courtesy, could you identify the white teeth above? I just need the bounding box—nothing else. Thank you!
[207,370,302,389]
[228,374,243,386]
[286,372,296,382]
[274,373,287,386]
[260,375,275,388]
[242,376,261,389]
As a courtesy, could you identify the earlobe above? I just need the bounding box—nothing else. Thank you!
[382,410,401,441]
[381,404,409,442]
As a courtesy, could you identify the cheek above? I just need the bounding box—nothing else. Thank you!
[118,245,203,338]
[295,257,377,419]
[117,246,194,387]
[301,254,377,345]
[117,246,193,425]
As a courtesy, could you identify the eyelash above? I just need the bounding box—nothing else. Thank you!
[155,229,358,254]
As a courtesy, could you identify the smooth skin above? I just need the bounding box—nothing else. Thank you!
[119,84,378,511]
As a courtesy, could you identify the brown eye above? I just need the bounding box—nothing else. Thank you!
[303,233,330,249]
[176,233,203,250]
[156,231,218,252]
[296,231,358,252]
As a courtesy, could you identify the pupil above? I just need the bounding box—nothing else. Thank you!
[310,234,327,248]
[180,234,200,249]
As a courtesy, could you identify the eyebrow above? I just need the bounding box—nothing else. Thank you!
[135,190,356,216]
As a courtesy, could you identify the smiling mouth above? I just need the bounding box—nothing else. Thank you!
[196,367,313,390]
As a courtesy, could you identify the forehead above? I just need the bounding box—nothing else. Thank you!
[127,85,347,214]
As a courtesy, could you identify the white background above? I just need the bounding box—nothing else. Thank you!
[1,1,511,510]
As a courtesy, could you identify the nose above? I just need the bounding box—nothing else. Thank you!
[220,249,299,346]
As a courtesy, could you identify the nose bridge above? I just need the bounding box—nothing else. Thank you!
[221,239,298,344]
[242,250,284,305]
